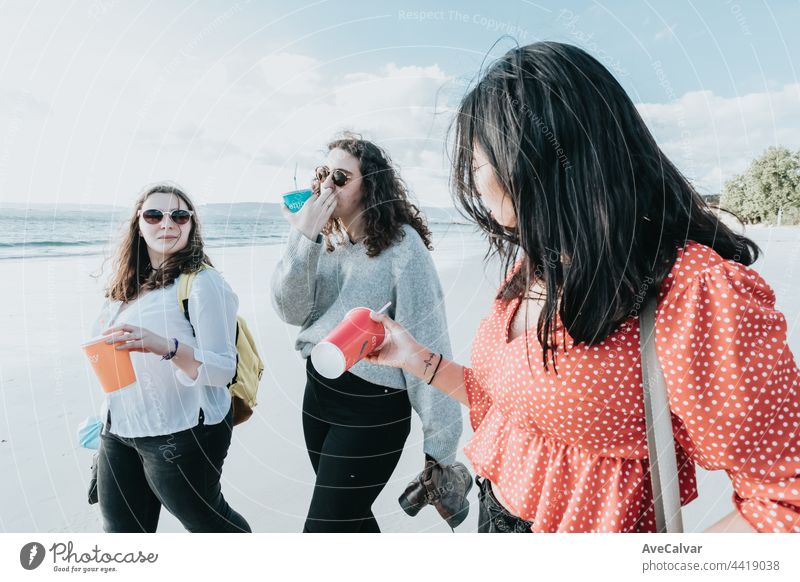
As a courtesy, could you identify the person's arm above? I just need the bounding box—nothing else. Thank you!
[657,259,800,533]
[391,247,462,464]
[365,309,496,423]
[403,348,468,405]
[399,344,494,431]
[271,185,338,326]
[172,270,238,386]
[103,271,238,385]
[270,227,323,326]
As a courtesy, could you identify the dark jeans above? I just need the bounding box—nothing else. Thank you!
[97,405,251,533]
[302,358,411,532]
[476,476,534,533]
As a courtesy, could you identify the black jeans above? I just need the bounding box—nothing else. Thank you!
[97,405,251,533]
[476,476,534,533]
[302,358,411,532]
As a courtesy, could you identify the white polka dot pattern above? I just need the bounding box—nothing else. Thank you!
[462,242,800,533]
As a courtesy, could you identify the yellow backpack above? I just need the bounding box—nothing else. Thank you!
[177,266,263,425]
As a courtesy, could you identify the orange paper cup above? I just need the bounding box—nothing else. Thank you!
[81,335,136,393]
[311,307,385,379]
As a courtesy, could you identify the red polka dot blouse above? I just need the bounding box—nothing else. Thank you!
[463,241,800,532]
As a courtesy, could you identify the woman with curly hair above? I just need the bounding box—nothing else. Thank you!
[93,183,251,533]
[271,134,464,532]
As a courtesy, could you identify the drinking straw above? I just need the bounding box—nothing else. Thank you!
[376,301,392,315]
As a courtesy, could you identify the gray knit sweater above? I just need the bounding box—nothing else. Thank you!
[271,224,462,464]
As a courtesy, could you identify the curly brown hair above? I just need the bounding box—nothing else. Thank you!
[317,133,433,257]
[105,183,213,302]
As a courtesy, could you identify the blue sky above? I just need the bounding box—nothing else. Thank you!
[0,0,798,207]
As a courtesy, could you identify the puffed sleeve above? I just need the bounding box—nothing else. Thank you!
[464,367,493,431]
[174,269,239,388]
[656,259,800,532]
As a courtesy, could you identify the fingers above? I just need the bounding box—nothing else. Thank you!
[315,193,337,227]
[105,332,141,344]
[370,311,397,328]
[102,325,132,335]
[322,194,337,215]
[316,186,336,208]
[115,341,145,351]
[364,353,387,367]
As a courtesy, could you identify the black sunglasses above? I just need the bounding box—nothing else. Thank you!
[315,166,352,188]
[138,208,194,225]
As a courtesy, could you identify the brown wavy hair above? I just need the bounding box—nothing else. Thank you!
[317,133,433,257]
[105,183,213,302]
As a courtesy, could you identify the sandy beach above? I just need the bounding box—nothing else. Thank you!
[2,225,799,533]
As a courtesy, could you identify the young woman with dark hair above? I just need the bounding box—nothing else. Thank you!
[271,134,466,533]
[368,42,800,533]
[93,183,251,533]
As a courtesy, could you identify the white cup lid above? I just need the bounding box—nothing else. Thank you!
[310,342,346,379]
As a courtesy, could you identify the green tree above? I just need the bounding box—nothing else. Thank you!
[721,146,800,224]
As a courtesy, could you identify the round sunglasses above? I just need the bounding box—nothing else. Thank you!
[138,208,194,225]
[315,166,352,188]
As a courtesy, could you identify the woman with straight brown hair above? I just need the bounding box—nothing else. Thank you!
[92,182,251,533]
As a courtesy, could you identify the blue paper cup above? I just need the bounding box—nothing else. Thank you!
[282,189,313,213]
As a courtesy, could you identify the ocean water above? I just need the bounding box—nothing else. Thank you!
[0,205,476,261]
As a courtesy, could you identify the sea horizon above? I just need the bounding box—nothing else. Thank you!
[0,203,475,262]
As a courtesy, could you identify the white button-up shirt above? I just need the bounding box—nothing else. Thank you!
[93,268,238,438]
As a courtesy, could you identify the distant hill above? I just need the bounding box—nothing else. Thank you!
[201,202,283,219]
[200,202,469,224]
[5,201,470,224]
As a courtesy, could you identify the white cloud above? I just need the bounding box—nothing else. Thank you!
[654,23,678,42]
[637,83,800,194]
[5,1,796,212]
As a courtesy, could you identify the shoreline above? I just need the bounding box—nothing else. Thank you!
[0,234,494,533]
[1,228,799,532]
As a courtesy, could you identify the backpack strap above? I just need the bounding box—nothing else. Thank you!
[639,297,684,533]
[176,264,211,337]
[176,264,238,390]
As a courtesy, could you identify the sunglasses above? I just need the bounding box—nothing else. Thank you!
[138,208,194,225]
[315,166,352,188]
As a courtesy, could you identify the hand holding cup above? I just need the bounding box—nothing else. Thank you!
[364,311,425,372]
[281,183,338,242]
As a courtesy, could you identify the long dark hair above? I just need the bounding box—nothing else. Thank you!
[319,133,433,257]
[105,183,212,302]
[451,41,759,370]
